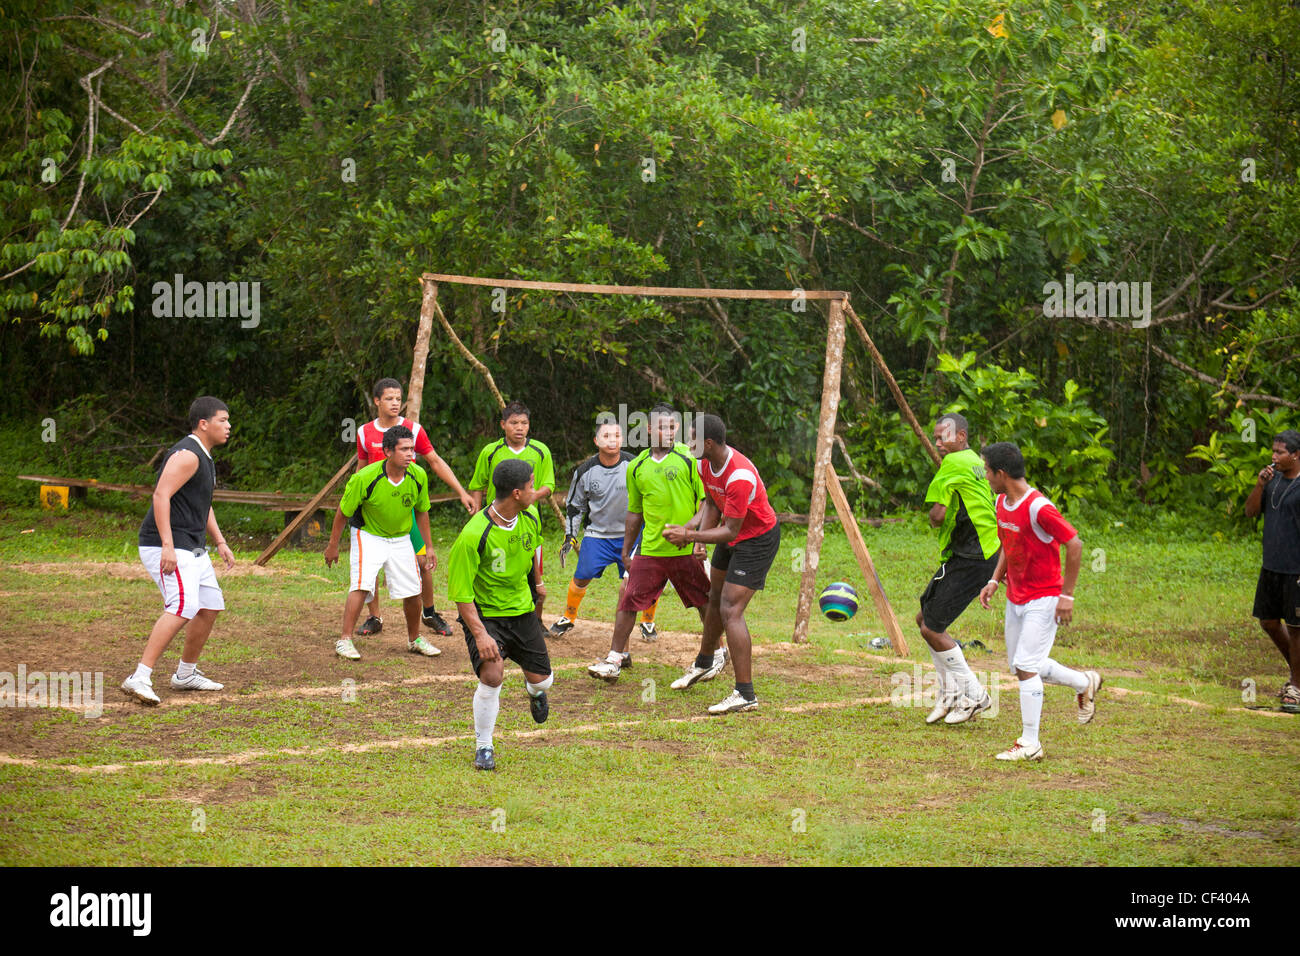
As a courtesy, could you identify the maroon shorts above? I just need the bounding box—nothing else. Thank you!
[618,554,712,611]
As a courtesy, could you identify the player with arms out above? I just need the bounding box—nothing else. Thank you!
[663,414,780,714]
[353,377,475,639]
[325,426,439,660]
[122,397,236,705]
[1243,429,1300,713]
[917,413,1002,725]
[448,460,553,771]
[978,442,1102,761]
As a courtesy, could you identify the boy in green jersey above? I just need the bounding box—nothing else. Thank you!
[917,413,1003,725]
[325,426,439,660]
[449,459,553,771]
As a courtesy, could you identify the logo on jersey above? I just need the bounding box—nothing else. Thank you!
[663,468,679,482]
[401,494,414,507]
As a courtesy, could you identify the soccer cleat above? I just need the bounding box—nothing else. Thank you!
[1077,671,1103,724]
[639,621,659,642]
[925,691,959,725]
[587,659,622,682]
[422,609,453,636]
[355,615,383,636]
[335,638,362,660]
[707,689,759,715]
[407,636,442,657]
[474,747,496,771]
[670,663,710,690]
[995,739,1044,762]
[548,616,575,637]
[169,668,224,692]
[944,691,993,724]
[121,675,161,706]
[1281,683,1300,714]
[529,690,549,724]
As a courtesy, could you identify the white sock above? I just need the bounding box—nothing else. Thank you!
[928,648,951,700]
[938,645,981,700]
[473,682,501,750]
[132,663,153,683]
[526,673,554,697]
[176,660,196,680]
[1041,658,1088,692]
[605,649,624,665]
[1019,675,1044,747]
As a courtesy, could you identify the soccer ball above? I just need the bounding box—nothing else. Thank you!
[819,582,858,622]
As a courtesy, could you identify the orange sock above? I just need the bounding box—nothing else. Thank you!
[640,599,658,625]
[565,580,587,620]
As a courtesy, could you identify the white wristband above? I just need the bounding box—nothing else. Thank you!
[987,579,999,587]
[1058,594,1074,602]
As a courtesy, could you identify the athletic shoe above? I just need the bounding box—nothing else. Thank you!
[587,659,622,682]
[474,747,495,771]
[529,690,549,724]
[639,621,659,642]
[1281,683,1300,714]
[120,675,160,705]
[925,691,958,725]
[707,689,759,714]
[549,616,575,637]
[169,668,224,692]
[1077,671,1104,724]
[408,636,442,657]
[335,638,361,660]
[422,609,453,636]
[355,615,383,636]
[944,691,993,724]
[995,739,1044,762]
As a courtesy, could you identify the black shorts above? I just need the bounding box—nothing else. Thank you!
[1252,568,1300,626]
[919,553,1000,632]
[711,522,780,591]
[460,610,552,677]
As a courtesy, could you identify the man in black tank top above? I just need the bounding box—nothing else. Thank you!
[121,397,236,706]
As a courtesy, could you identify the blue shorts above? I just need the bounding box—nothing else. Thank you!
[574,535,637,581]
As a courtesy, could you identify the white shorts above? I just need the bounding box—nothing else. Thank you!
[350,527,421,600]
[139,546,225,621]
[1004,596,1059,673]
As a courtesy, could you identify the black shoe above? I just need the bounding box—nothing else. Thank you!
[548,616,575,637]
[474,747,496,770]
[422,608,453,636]
[529,690,549,724]
[620,652,632,669]
[355,615,383,637]
[639,621,658,642]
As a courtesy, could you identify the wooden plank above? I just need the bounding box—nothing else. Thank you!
[793,298,847,643]
[422,272,848,301]
[254,457,356,566]
[824,466,909,656]
[406,279,437,421]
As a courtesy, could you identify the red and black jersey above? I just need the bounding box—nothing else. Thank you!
[357,417,434,466]
[699,447,777,544]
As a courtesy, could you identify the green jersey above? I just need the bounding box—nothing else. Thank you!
[447,508,541,617]
[468,438,556,520]
[924,448,1000,561]
[340,461,430,538]
[626,443,704,557]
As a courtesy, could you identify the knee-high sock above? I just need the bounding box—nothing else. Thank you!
[525,673,554,697]
[937,645,982,700]
[1040,658,1088,692]
[640,598,659,624]
[1019,675,1044,747]
[928,648,951,699]
[564,581,587,620]
[473,682,501,750]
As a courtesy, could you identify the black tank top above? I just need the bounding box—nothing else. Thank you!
[138,435,216,551]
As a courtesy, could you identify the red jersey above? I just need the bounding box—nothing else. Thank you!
[357,417,434,466]
[699,447,777,543]
[994,488,1078,604]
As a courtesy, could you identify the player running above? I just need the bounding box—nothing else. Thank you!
[550,417,660,640]
[121,397,235,705]
[448,459,554,771]
[325,426,439,660]
[917,413,1002,725]
[587,404,718,682]
[978,442,1102,761]
[353,377,475,640]
[663,414,779,714]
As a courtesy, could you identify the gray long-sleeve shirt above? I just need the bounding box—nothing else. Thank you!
[565,451,635,539]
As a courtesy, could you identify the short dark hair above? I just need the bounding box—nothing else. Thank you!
[382,424,414,453]
[493,459,533,498]
[372,377,402,399]
[698,413,726,446]
[981,441,1025,479]
[502,400,530,423]
[938,412,969,436]
[594,412,619,438]
[649,402,676,418]
[1274,430,1300,454]
[188,396,228,430]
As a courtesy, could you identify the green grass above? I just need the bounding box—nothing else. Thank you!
[0,506,1296,866]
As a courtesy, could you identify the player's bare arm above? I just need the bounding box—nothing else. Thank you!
[1057,534,1083,625]
[668,513,742,547]
[928,502,947,527]
[424,451,475,512]
[456,601,501,663]
[152,449,200,574]
[979,551,1008,609]
[323,507,347,567]
[415,509,435,572]
[1244,463,1274,518]
[206,508,235,569]
[621,511,644,567]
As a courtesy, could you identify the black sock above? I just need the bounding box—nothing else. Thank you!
[736,682,755,701]
[695,653,713,670]
[424,605,436,614]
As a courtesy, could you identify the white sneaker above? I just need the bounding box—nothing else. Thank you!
[670,652,728,690]
[121,674,161,705]
[335,638,361,660]
[407,636,442,657]
[1077,671,1103,724]
[587,659,622,682]
[944,691,993,724]
[995,739,1044,761]
[707,689,759,714]
[170,668,224,691]
[925,691,959,725]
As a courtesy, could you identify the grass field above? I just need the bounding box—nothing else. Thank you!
[0,501,1296,866]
